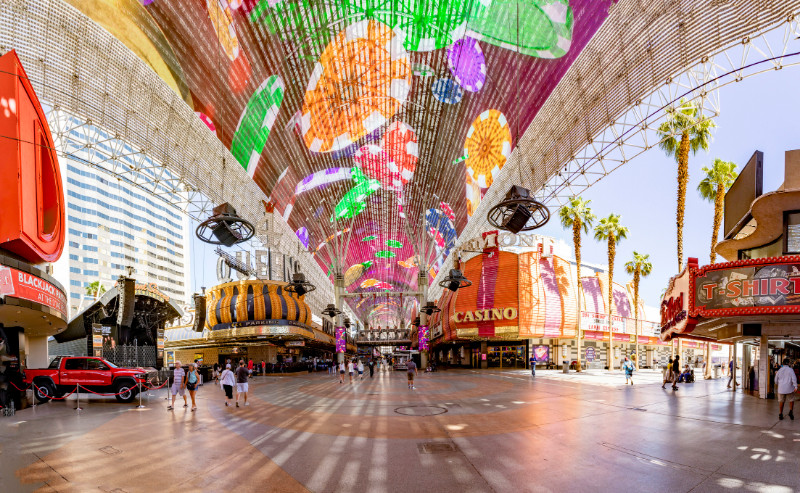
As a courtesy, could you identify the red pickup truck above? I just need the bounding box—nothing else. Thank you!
[25,356,155,403]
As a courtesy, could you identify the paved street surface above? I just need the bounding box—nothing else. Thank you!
[1,369,797,492]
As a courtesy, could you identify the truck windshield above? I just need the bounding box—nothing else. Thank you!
[48,357,62,369]
[104,360,119,368]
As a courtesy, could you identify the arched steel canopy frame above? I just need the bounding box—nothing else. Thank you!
[430,0,800,300]
[1,0,797,313]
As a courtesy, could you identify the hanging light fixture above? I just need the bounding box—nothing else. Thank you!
[421,301,441,316]
[321,304,341,318]
[196,202,256,246]
[487,185,550,234]
[438,269,472,292]
[284,265,316,297]
[343,317,351,329]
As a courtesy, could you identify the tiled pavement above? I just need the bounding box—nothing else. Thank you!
[1,368,798,492]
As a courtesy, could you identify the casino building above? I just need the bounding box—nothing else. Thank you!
[424,231,714,370]
[660,149,800,399]
[164,279,352,368]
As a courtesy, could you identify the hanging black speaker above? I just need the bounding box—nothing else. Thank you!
[116,277,136,327]
[192,294,206,332]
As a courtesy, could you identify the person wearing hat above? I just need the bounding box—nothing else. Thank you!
[219,363,236,407]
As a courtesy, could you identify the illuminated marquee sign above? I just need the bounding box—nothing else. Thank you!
[454,307,518,323]
[692,256,800,317]
[0,265,67,317]
[660,258,698,340]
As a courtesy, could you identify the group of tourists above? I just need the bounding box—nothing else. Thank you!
[336,358,377,384]
[168,358,251,411]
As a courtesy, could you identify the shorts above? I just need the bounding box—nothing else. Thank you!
[778,393,795,403]
[358,370,363,375]
[236,383,248,393]
[171,384,185,396]
[339,370,345,374]
[223,384,233,399]
[407,372,415,381]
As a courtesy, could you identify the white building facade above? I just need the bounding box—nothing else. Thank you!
[51,116,192,317]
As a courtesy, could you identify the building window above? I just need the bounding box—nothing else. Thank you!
[70,267,80,274]
[69,254,78,261]
[785,211,800,254]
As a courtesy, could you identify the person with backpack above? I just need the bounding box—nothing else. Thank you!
[219,363,235,407]
[622,356,635,385]
[185,363,200,411]
[357,359,365,380]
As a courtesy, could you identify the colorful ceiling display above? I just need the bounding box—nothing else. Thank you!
[87,0,614,319]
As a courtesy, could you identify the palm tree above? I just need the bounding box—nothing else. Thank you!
[558,197,596,372]
[698,158,738,264]
[625,252,652,369]
[656,98,716,269]
[594,214,628,371]
[85,281,106,300]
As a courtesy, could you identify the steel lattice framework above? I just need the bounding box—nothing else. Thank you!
[1,0,798,316]
[430,0,800,300]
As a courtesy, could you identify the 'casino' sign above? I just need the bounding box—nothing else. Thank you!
[454,307,518,323]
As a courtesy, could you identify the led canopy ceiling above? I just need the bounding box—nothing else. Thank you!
[83,0,614,318]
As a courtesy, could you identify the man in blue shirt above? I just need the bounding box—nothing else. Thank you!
[529,353,537,377]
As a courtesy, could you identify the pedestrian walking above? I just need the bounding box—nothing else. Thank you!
[727,359,740,388]
[671,355,680,391]
[347,359,355,384]
[407,358,417,389]
[261,360,266,376]
[529,353,537,377]
[186,363,199,411]
[368,359,375,378]
[235,360,249,407]
[219,363,235,407]
[662,356,673,389]
[338,360,346,384]
[622,356,635,385]
[167,361,187,410]
[247,358,254,376]
[776,358,797,420]
[357,359,364,380]
[212,363,220,384]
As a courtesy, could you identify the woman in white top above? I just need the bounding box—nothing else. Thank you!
[219,364,236,407]
[357,359,365,380]
[338,361,346,384]
[347,360,355,384]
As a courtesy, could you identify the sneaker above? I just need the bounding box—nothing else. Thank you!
[789,411,795,420]
[779,414,784,420]
[167,406,173,410]
[183,404,188,408]
[244,402,249,406]
[225,402,229,407]
[236,402,239,407]
[412,386,416,390]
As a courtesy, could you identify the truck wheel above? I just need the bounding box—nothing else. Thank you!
[35,383,54,403]
[114,382,137,403]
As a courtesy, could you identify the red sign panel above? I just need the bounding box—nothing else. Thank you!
[0,50,65,264]
[692,256,800,318]
[0,266,67,317]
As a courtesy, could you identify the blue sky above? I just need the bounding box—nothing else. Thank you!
[190,64,799,317]
[534,65,798,311]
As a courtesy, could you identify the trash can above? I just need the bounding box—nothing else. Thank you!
[714,366,720,379]
[562,362,569,374]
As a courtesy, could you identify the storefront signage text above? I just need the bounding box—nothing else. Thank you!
[454,307,517,323]
[0,266,67,317]
[134,282,169,303]
[693,256,800,316]
[454,232,553,258]
[660,258,698,340]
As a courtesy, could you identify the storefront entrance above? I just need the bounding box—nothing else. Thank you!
[487,345,526,369]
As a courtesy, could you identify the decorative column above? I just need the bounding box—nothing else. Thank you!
[418,271,428,370]
[758,335,769,399]
[335,274,345,363]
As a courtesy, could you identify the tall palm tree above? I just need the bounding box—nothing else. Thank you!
[594,214,628,371]
[85,281,106,300]
[698,158,738,264]
[656,98,716,269]
[558,196,596,372]
[625,252,652,369]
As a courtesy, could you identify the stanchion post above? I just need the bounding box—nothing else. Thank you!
[136,377,145,409]
[31,384,36,410]
[74,384,82,412]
